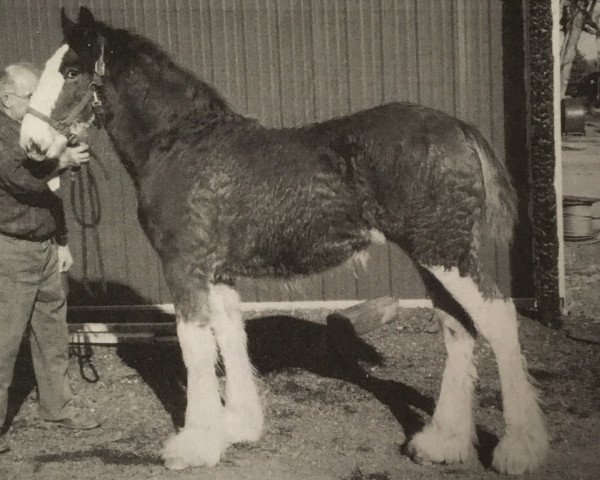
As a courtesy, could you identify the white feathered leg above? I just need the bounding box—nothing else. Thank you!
[162,319,228,470]
[209,284,264,444]
[429,267,549,474]
[408,309,477,464]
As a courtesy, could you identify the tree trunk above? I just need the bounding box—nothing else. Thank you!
[561,2,586,97]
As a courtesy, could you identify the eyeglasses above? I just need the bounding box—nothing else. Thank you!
[5,92,32,100]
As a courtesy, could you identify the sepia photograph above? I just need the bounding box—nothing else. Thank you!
[0,1,598,479]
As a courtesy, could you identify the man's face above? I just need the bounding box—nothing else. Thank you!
[1,69,38,121]
[1,91,33,120]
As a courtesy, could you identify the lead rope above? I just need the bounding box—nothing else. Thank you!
[69,343,100,383]
[69,155,106,384]
[70,158,107,298]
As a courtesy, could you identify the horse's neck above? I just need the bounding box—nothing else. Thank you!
[101,80,150,183]
[103,62,224,182]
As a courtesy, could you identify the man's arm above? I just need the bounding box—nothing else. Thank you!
[51,192,72,273]
[57,244,73,273]
[50,193,68,246]
[0,152,59,195]
[0,143,90,196]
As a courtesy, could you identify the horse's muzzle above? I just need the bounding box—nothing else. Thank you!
[25,141,48,162]
[20,113,68,162]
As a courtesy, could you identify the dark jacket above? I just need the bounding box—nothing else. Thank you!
[0,109,67,245]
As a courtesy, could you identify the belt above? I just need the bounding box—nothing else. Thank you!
[0,231,55,243]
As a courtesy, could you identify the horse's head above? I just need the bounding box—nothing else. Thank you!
[20,6,106,161]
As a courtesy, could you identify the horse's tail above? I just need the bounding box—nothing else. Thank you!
[461,122,518,247]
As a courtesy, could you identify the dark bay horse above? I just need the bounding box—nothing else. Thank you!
[20,7,548,474]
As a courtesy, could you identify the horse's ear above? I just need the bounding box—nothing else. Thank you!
[78,6,96,27]
[60,8,75,35]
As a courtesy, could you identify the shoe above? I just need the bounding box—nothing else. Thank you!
[39,411,101,431]
[0,435,9,454]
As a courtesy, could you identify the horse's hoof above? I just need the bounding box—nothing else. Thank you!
[492,429,549,475]
[164,457,190,471]
[224,407,264,444]
[406,424,476,465]
[162,428,227,468]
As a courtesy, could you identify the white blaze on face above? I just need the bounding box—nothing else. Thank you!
[20,44,69,161]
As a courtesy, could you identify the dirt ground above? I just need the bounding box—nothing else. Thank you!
[0,307,599,480]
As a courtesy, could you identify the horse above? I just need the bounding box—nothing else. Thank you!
[20,6,548,474]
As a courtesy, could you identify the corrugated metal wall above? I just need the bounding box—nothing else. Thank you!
[0,0,513,305]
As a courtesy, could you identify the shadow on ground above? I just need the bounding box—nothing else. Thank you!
[115,311,499,467]
[6,279,500,468]
[2,339,37,434]
[33,448,162,470]
[115,314,434,435]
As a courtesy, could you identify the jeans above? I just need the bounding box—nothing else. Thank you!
[0,233,73,426]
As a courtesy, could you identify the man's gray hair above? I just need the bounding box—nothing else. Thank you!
[0,62,40,94]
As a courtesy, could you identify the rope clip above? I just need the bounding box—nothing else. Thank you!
[94,42,106,76]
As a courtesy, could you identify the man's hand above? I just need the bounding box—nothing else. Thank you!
[58,143,90,170]
[57,245,73,273]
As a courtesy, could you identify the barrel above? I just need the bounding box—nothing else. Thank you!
[564,204,594,240]
[562,97,588,135]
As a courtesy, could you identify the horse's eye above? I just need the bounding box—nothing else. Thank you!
[64,68,80,80]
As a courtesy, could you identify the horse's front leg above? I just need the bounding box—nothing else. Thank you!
[209,283,264,444]
[162,291,229,470]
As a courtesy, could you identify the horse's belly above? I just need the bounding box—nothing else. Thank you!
[222,227,372,278]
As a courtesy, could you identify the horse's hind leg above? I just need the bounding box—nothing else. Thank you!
[209,284,264,444]
[408,269,477,463]
[426,266,548,474]
[162,294,228,470]
[407,292,477,464]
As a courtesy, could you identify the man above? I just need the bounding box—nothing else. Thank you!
[0,62,100,455]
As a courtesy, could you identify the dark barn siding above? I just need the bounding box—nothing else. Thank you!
[0,0,528,305]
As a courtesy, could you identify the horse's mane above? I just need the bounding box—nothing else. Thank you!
[94,20,235,116]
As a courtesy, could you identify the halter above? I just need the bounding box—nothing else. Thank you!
[26,38,108,146]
